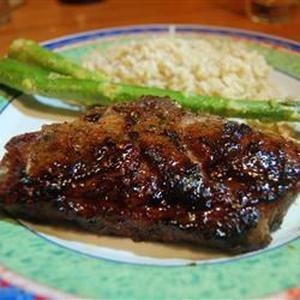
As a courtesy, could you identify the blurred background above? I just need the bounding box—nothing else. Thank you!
[0,0,299,55]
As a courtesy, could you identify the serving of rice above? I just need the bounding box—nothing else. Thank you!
[82,37,280,100]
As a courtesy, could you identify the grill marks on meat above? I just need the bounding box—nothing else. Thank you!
[0,97,299,252]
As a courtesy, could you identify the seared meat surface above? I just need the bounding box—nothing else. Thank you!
[0,97,299,252]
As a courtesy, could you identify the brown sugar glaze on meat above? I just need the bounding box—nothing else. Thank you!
[0,97,299,253]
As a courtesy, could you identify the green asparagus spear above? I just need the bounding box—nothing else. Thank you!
[8,39,107,81]
[1,58,300,121]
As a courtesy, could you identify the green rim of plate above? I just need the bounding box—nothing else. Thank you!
[0,25,300,299]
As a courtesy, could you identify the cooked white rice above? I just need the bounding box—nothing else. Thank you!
[82,37,279,100]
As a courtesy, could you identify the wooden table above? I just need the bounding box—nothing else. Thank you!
[0,0,299,55]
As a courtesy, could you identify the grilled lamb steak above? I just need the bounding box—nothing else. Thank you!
[0,97,299,253]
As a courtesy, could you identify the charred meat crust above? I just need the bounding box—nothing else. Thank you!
[0,97,300,253]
